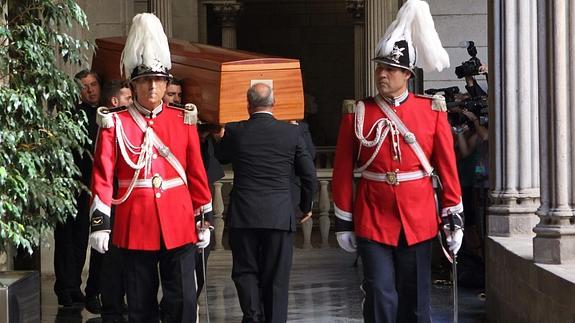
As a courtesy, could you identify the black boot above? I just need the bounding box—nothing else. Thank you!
[85,294,103,314]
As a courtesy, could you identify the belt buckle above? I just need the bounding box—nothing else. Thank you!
[385,171,399,185]
[151,174,163,189]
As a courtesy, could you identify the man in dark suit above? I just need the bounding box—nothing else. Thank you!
[216,83,317,323]
[289,120,316,220]
[53,69,102,312]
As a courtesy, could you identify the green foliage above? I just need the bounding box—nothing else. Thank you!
[0,0,93,253]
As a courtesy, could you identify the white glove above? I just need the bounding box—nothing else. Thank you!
[443,227,464,255]
[441,212,464,255]
[89,230,110,254]
[196,222,211,249]
[336,231,357,253]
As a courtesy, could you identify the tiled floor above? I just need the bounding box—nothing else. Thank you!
[41,247,485,323]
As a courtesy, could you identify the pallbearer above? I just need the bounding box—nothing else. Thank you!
[332,1,464,322]
[88,13,212,323]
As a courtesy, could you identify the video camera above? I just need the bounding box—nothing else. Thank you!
[424,87,488,128]
[455,41,482,79]
[425,86,460,101]
[450,96,488,127]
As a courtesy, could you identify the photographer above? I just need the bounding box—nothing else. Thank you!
[464,64,488,98]
[451,62,489,289]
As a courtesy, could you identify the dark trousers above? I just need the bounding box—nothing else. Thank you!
[357,234,433,323]
[195,246,211,298]
[53,191,90,299]
[229,228,293,323]
[85,249,103,297]
[123,243,197,323]
[100,243,125,320]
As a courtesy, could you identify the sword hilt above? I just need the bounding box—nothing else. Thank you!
[199,207,210,323]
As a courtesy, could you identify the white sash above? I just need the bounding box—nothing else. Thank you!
[373,95,435,176]
[126,106,189,186]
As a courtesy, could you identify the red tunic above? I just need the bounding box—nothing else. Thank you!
[332,94,462,246]
[90,103,212,250]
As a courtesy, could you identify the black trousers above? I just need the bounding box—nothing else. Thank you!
[123,243,197,323]
[229,228,293,323]
[357,234,433,323]
[100,243,125,320]
[85,248,103,297]
[53,191,90,299]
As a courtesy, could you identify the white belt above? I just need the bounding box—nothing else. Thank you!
[118,176,185,190]
[361,170,428,185]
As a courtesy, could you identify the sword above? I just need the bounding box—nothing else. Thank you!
[200,209,210,323]
[449,212,458,323]
[452,252,458,323]
[438,212,459,323]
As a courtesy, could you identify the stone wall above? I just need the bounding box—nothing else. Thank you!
[236,0,355,146]
[425,0,488,92]
[172,0,200,41]
[487,237,575,322]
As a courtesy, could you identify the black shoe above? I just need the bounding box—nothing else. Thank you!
[57,293,74,307]
[70,290,86,304]
[85,294,103,314]
[102,317,128,323]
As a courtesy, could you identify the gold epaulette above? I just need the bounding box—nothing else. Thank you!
[414,93,447,112]
[168,102,198,125]
[341,99,356,114]
[96,106,127,128]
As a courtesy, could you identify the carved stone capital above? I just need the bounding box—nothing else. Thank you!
[212,2,242,27]
[346,0,365,22]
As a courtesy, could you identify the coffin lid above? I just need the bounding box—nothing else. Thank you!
[96,37,300,73]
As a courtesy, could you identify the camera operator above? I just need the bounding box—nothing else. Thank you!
[450,63,489,289]
[464,64,488,98]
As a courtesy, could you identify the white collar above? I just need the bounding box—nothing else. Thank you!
[252,111,274,116]
[381,89,409,107]
[134,100,163,118]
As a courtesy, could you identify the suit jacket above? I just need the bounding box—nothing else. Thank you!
[216,112,317,232]
[200,135,225,185]
[290,121,316,208]
[75,102,99,187]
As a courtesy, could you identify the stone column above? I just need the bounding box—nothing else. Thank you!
[318,180,331,248]
[212,182,225,251]
[487,0,540,237]
[198,0,208,43]
[346,0,365,99]
[212,2,242,49]
[533,0,575,264]
[364,0,399,96]
[149,0,173,37]
[301,217,313,249]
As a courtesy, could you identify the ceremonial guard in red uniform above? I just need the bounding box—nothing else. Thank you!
[88,13,212,323]
[332,1,464,322]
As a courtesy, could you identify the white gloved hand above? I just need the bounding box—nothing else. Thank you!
[441,212,464,255]
[196,222,211,249]
[336,231,357,253]
[89,230,110,254]
[443,227,464,255]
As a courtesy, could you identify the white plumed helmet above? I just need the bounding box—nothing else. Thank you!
[120,13,172,81]
[373,0,450,75]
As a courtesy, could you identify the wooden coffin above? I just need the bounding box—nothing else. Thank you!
[92,37,304,124]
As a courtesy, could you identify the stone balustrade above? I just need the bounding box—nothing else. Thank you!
[211,146,341,250]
